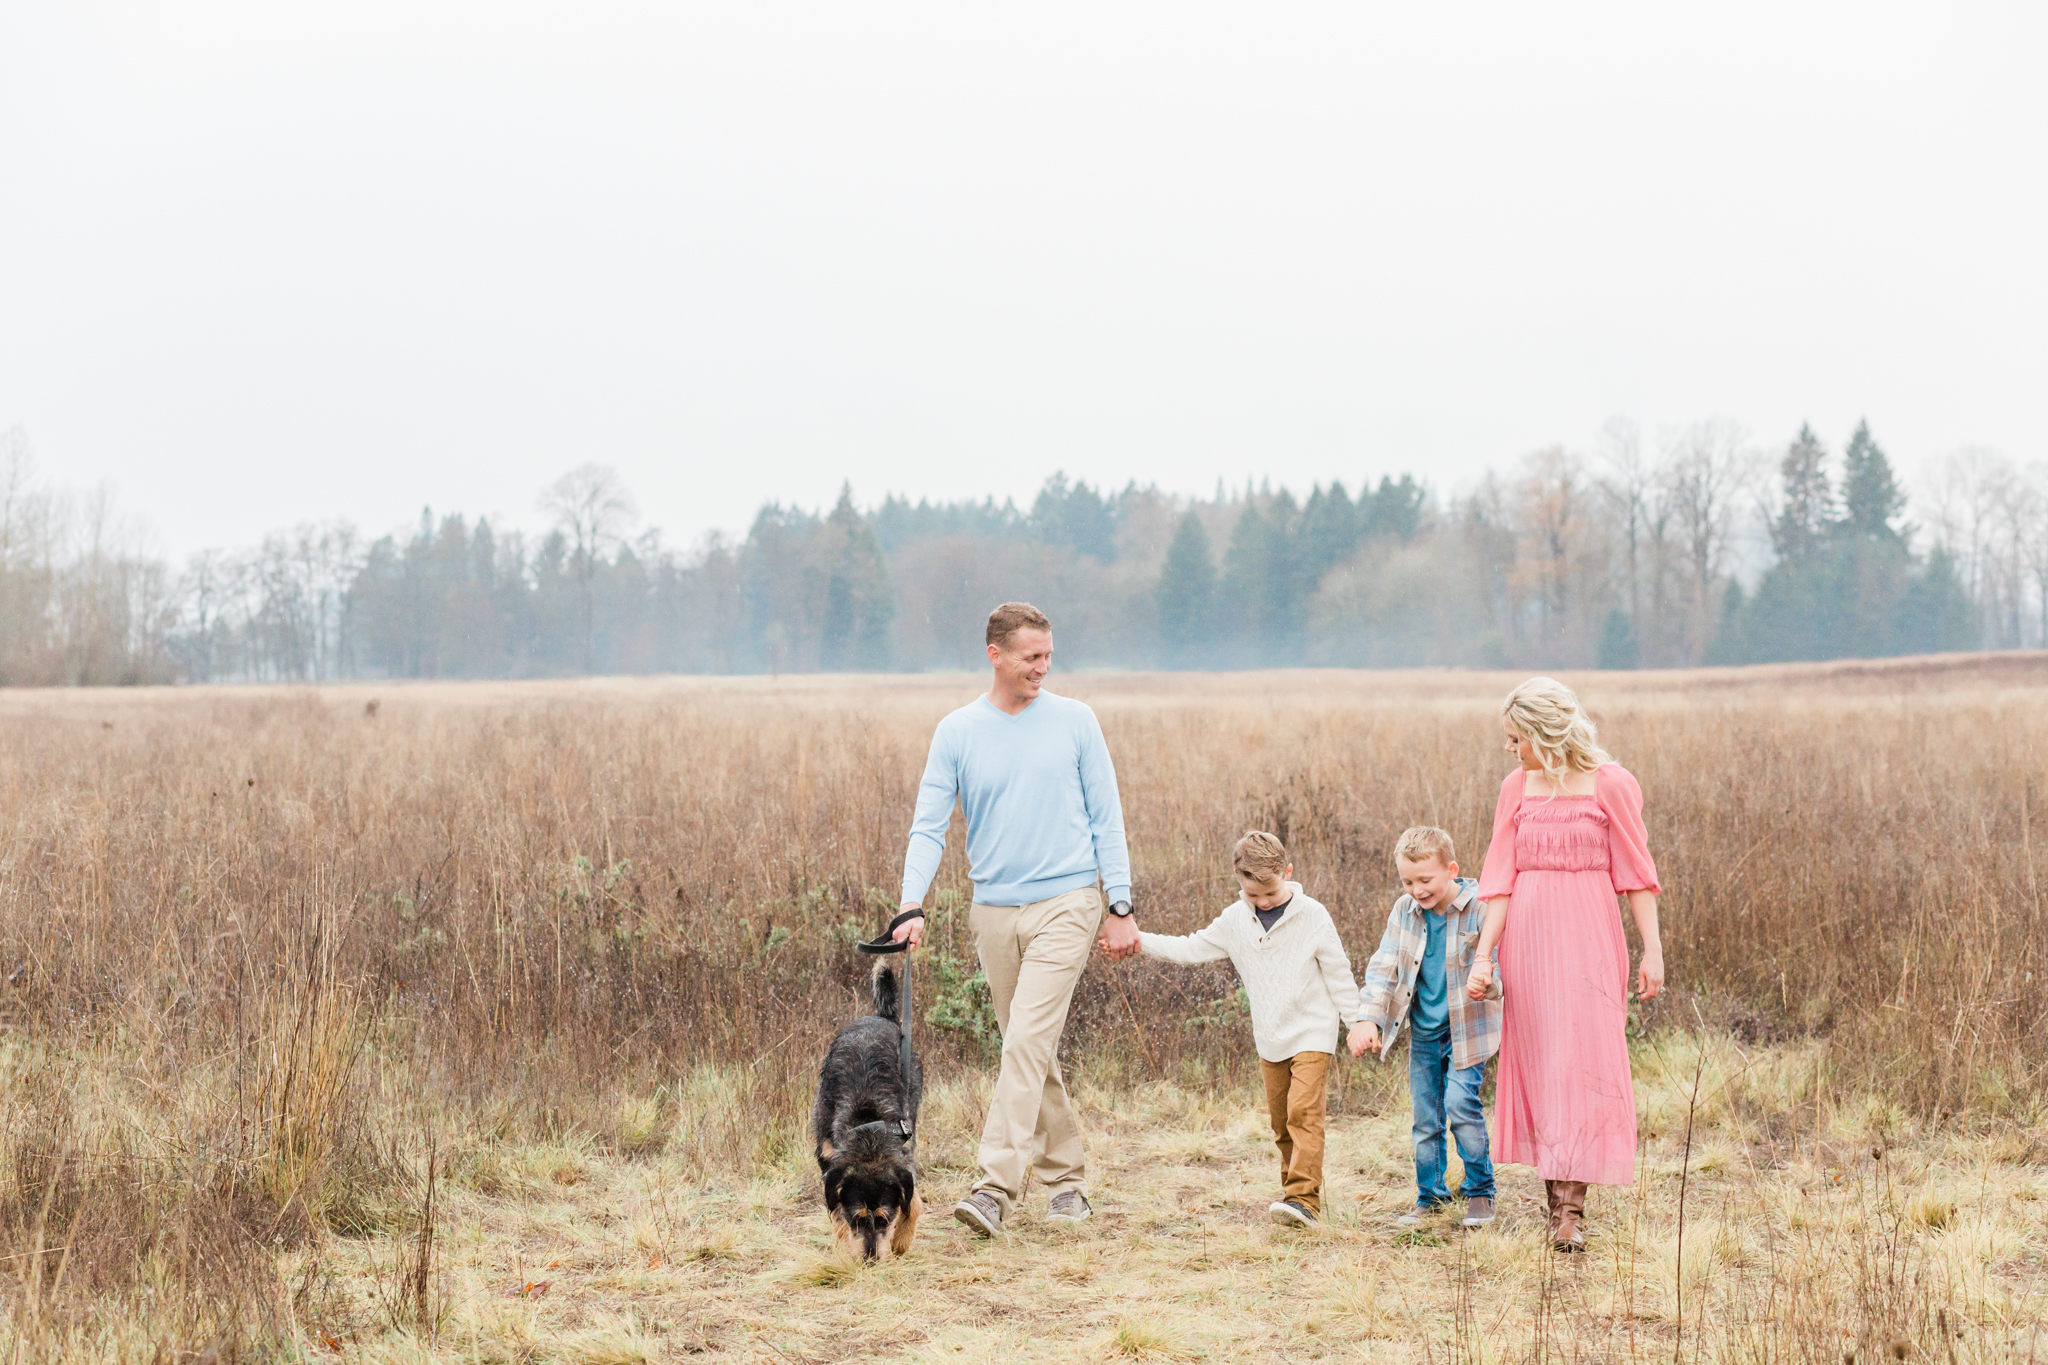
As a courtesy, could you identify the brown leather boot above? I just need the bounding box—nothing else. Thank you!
[1543,1180,1561,1240]
[1552,1181,1587,1253]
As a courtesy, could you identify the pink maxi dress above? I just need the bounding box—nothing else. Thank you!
[1476,763,1660,1187]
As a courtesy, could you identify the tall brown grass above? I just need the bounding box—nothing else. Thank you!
[0,655,2043,1356]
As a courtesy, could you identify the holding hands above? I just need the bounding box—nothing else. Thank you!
[1464,958,1493,1001]
[1097,903,1141,960]
[897,901,1145,959]
[1347,1021,1380,1058]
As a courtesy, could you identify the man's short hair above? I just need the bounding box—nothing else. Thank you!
[1233,830,1289,881]
[1395,826,1457,867]
[986,601,1052,649]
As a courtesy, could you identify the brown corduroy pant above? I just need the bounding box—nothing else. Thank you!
[1260,1050,1331,1213]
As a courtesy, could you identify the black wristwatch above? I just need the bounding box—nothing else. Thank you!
[1108,900,1134,918]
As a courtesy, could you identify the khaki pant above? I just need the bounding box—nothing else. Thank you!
[968,887,1104,1217]
[1261,1051,1331,1214]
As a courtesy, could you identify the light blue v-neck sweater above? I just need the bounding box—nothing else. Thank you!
[900,691,1132,908]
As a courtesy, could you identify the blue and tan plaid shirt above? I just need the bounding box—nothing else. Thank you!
[1356,878,1503,1072]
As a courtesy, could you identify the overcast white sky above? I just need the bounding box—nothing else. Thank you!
[2,3,2043,559]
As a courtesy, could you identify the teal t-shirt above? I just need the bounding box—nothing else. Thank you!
[1412,906,1450,1038]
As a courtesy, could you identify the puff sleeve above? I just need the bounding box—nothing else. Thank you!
[1596,763,1660,895]
[1475,768,1526,900]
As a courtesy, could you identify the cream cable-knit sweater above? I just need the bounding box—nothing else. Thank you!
[1139,883,1366,1063]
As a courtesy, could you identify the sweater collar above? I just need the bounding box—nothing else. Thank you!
[1244,881,1305,929]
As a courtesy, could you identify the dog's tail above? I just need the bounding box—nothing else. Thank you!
[870,959,902,1023]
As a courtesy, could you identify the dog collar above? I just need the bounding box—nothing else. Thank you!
[851,1117,916,1140]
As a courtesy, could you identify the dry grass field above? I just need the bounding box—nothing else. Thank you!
[1,657,2046,1362]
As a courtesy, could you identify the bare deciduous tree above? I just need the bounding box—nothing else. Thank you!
[1598,417,1658,640]
[2020,464,2048,648]
[177,550,234,682]
[1661,419,1758,664]
[1925,447,2022,646]
[1513,447,1604,659]
[542,464,638,673]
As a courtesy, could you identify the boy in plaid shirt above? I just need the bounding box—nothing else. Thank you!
[1351,826,1503,1228]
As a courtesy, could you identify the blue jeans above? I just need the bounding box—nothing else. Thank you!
[1408,1026,1494,1204]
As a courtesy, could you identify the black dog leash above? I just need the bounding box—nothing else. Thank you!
[855,909,920,1139]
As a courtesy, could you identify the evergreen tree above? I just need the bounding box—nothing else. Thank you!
[1597,606,1638,670]
[1706,580,1748,664]
[819,485,896,670]
[352,508,519,679]
[351,523,410,677]
[1817,421,1914,657]
[1220,502,1278,665]
[1264,489,1306,649]
[1300,482,1358,581]
[1771,423,1835,561]
[1841,420,1907,542]
[1360,475,1425,541]
[529,527,579,672]
[1895,548,1976,655]
[1155,511,1216,668]
[1029,472,1118,561]
[873,493,1024,551]
[1743,425,1841,661]
[739,503,819,672]
[1208,490,1313,661]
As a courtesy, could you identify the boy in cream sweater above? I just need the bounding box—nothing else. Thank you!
[1139,830,1371,1226]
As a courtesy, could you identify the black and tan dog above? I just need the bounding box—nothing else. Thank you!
[813,959,925,1259]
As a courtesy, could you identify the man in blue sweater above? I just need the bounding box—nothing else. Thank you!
[890,601,1138,1237]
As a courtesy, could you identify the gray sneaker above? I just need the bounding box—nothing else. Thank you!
[1046,1191,1092,1223]
[1461,1196,1497,1228]
[1395,1204,1434,1228]
[1268,1199,1318,1227]
[953,1190,1003,1238]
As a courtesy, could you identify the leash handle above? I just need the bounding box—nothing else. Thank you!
[855,908,924,955]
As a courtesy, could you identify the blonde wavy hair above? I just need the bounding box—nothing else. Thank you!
[1501,676,1611,796]
[1233,830,1289,880]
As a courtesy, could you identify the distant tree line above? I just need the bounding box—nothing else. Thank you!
[0,416,2027,686]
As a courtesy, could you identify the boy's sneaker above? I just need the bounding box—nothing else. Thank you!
[1046,1191,1092,1223]
[1461,1196,1496,1227]
[1268,1200,1318,1227]
[1396,1203,1439,1228]
[953,1190,1003,1238]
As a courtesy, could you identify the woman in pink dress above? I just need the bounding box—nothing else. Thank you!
[1464,677,1664,1252]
